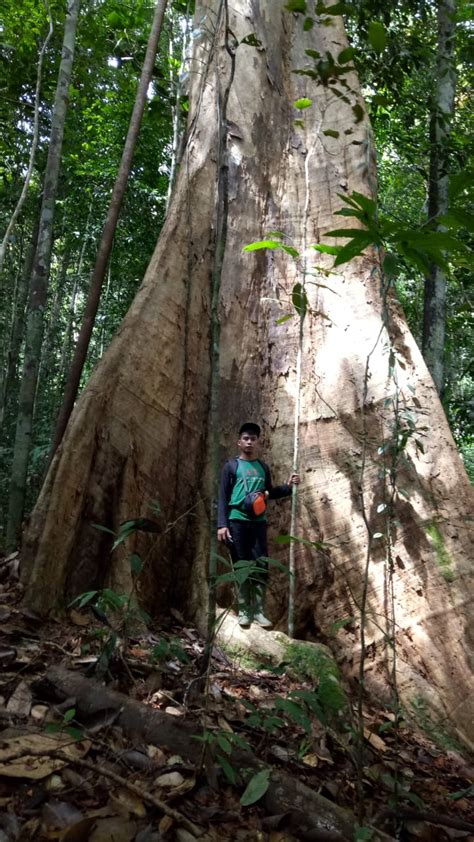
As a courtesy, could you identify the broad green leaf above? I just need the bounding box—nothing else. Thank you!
[240,769,270,806]
[66,726,84,742]
[266,231,285,239]
[294,97,313,110]
[275,697,311,731]
[368,20,386,53]
[334,234,375,265]
[303,16,314,30]
[325,227,374,239]
[243,240,280,252]
[217,733,232,755]
[292,282,308,318]
[276,314,293,324]
[285,0,307,12]
[240,33,262,48]
[92,523,115,536]
[107,11,122,27]
[217,754,237,784]
[350,192,377,215]
[438,210,474,232]
[63,708,76,722]
[338,47,356,63]
[312,244,341,255]
[323,129,340,138]
[69,590,98,609]
[324,3,350,14]
[281,244,300,258]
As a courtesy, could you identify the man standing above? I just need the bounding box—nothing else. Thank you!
[217,422,300,628]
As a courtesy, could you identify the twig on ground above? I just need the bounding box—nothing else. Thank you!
[2,746,204,836]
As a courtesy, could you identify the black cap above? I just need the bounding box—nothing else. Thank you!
[239,422,261,437]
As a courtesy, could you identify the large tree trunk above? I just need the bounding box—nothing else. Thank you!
[23,1,474,746]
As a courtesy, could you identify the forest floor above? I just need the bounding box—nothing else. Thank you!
[1,552,474,842]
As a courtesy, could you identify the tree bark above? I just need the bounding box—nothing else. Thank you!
[0,218,39,430]
[422,0,457,395]
[6,0,81,550]
[48,0,169,466]
[24,1,474,746]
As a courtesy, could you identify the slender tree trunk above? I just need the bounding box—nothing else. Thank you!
[422,0,457,395]
[34,246,71,425]
[6,0,81,550]
[49,0,169,465]
[24,1,474,746]
[0,6,53,274]
[0,216,40,429]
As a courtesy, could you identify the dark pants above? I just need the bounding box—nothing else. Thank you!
[228,520,268,586]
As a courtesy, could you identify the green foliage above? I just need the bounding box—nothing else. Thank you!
[0,0,180,531]
[240,769,270,806]
[194,728,251,785]
[294,97,313,110]
[45,707,84,742]
[150,637,189,665]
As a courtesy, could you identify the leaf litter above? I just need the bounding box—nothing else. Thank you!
[0,561,473,841]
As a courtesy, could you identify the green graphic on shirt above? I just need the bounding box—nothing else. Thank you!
[229,459,266,522]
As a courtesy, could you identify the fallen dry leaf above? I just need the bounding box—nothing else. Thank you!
[363,727,388,752]
[302,753,319,768]
[159,815,174,834]
[69,609,91,627]
[109,787,147,818]
[0,733,90,779]
[89,817,138,842]
[7,680,32,716]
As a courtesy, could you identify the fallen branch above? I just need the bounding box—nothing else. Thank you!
[376,806,474,834]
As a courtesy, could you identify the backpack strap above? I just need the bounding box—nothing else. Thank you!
[228,457,239,489]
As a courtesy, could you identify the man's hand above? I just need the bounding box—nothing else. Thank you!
[217,527,231,543]
[288,473,300,486]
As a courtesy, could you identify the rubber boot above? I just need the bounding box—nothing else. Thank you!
[237,579,253,627]
[253,583,272,628]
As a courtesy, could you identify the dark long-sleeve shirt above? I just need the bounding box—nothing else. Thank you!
[217,458,291,529]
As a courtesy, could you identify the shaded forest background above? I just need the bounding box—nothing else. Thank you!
[0,0,472,546]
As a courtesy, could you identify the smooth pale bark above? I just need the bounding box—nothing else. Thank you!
[24,1,474,746]
[49,0,168,465]
[422,0,457,395]
[6,0,81,549]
